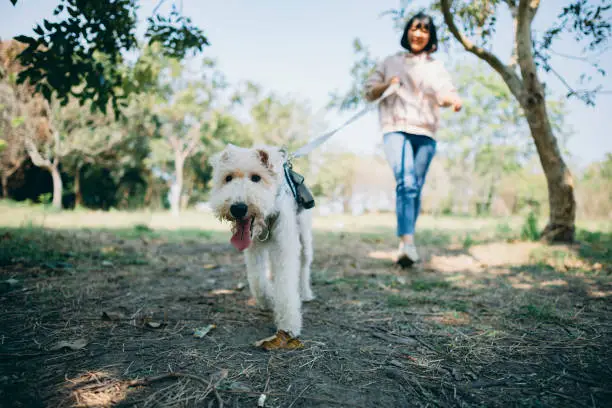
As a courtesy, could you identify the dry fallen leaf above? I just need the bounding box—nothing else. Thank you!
[50,338,88,351]
[210,289,235,296]
[193,324,216,338]
[254,330,304,351]
[203,263,219,270]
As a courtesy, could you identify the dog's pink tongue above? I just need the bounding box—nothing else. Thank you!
[230,219,252,251]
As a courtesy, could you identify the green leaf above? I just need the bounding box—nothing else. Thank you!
[13,35,36,46]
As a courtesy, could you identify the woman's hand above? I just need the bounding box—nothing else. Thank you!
[440,94,462,112]
[388,76,401,86]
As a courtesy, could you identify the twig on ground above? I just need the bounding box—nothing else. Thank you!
[126,372,210,388]
[287,384,311,408]
[371,331,418,346]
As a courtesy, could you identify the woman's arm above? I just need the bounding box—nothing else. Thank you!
[365,77,399,101]
[364,57,398,102]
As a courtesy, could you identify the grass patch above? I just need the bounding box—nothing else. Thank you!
[576,230,612,265]
[387,294,411,308]
[516,304,565,323]
[410,279,451,291]
[107,226,217,242]
[0,228,74,267]
[0,227,149,269]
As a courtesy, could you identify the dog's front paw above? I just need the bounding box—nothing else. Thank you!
[276,318,301,338]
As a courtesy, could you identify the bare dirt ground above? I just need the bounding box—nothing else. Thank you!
[1,211,611,408]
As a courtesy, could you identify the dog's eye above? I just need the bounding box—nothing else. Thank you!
[225,175,233,183]
[251,174,261,183]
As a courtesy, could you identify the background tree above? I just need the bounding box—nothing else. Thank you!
[0,40,53,201]
[24,97,124,210]
[437,0,610,242]
[0,81,26,197]
[8,0,209,114]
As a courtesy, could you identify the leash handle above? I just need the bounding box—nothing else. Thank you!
[289,83,400,161]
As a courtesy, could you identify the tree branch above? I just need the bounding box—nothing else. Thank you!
[518,0,540,24]
[516,0,541,94]
[440,0,524,97]
[183,124,202,159]
[24,136,52,170]
[77,131,124,157]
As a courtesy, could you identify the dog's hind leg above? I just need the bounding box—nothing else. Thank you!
[244,248,272,309]
[297,211,315,302]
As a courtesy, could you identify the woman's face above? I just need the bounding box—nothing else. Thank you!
[407,19,431,54]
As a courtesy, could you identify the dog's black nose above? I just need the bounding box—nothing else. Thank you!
[229,202,248,219]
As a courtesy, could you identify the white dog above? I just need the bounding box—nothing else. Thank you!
[209,144,314,337]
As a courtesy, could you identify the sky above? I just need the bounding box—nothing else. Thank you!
[1,0,610,168]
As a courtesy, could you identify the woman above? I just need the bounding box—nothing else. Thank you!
[365,12,462,267]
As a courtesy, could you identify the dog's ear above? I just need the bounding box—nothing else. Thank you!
[254,146,284,173]
[256,149,270,168]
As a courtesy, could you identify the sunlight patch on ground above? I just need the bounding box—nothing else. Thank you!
[508,274,536,290]
[65,371,129,407]
[427,254,484,273]
[367,250,396,261]
[539,279,568,288]
[588,289,611,298]
[469,242,543,267]
[425,311,471,326]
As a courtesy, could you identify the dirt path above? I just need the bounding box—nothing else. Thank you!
[1,228,611,407]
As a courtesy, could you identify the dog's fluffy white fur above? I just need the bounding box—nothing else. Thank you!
[209,144,314,336]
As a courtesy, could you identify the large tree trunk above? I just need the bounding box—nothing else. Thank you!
[50,164,63,210]
[521,98,576,242]
[514,0,575,242]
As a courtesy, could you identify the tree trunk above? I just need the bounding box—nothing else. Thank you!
[522,98,575,242]
[170,154,184,217]
[74,163,82,207]
[1,174,8,198]
[514,0,575,242]
[50,164,63,210]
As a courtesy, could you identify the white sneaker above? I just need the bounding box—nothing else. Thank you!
[397,243,420,267]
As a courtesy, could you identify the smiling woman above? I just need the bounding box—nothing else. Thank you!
[364,11,463,268]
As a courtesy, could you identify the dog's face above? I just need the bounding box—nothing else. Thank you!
[209,144,286,251]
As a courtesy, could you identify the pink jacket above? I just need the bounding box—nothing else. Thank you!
[365,52,458,138]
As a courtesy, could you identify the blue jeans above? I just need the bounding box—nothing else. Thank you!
[383,132,436,236]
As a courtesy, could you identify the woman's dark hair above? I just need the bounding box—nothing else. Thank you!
[400,12,438,53]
